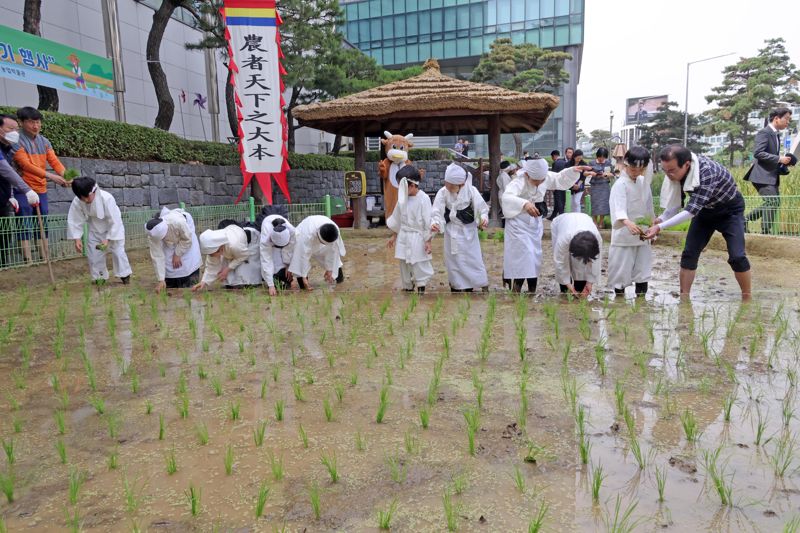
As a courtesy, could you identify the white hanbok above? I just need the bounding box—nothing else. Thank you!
[259,214,296,287]
[199,224,252,286]
[288,215,346,279]
[551,212,602,286]
[226,226,262,286]
[66,187,131,280]
[501,168,582,280]
[607,167,655,289]
[431,184,489,290]
[386,179,434,289]
[148,207,202,282]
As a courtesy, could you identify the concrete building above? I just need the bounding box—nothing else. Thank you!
[342,0,584,157]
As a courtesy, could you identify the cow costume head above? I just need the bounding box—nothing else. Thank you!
[381,131,414,164]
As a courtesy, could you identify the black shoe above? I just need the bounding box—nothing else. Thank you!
[336,267,344,284]
[121,275,131,285]
[635,282,648,296]
[614,287,625,295]
[417,286,426,293]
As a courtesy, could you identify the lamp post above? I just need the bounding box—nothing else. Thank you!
[609,110,614,138]
[683,52,736,146]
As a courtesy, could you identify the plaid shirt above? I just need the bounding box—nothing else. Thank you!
[684,156,740,215]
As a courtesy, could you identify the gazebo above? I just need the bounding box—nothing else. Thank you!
[294,59,560,228]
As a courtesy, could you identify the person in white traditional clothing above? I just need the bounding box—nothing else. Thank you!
[145,207,202,292]
[497,161,517,198]
[551,212,602,297]
[67,177,131,285]
[218,220,262,287]
[386,165,434,293]
[288,215,346,290]
[607,147,656,297]
[501,157,587,293]
[430,162,489,292]
[192,222,253,291]
[259,211,296,296]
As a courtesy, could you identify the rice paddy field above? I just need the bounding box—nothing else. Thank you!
[0,234,799,532]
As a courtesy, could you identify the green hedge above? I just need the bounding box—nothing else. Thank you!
[336,148,453,162]
[0,107,354,171]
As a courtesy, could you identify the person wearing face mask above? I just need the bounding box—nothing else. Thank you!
[0,114,39,267]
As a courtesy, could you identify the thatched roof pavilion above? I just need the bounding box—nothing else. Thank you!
[294,59,560,227]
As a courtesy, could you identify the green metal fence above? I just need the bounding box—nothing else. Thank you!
[0,196,331,271]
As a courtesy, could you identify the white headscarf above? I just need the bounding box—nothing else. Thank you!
[199,228,229,255]
[146,219,169,241]
[270,222,291,247]
[444,163,469,185]
[519,158,549,181]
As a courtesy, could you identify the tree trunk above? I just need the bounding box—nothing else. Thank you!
[23,0,59,111]
[147,0,179,130]
[512,133,522,159]
[225,66,237,139]
[330,134,342,154]
[286,87,301,153]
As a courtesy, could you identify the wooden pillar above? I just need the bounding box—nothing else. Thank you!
[353,122,368,229]
[488,114,501,227]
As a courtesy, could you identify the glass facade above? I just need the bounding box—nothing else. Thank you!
[342,0,584,156]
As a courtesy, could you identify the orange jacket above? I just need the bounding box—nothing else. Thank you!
[11,132,65,194]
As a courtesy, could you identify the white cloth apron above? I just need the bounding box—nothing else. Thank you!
[162,210,202,279]
[226,227,263,286]
[503,213,543,279]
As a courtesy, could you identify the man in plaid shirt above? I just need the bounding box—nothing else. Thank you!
[645,145,751,300]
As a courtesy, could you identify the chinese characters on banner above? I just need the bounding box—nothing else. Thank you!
[222,0,290,204]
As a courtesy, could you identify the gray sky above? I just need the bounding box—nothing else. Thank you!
[577,0,800,137]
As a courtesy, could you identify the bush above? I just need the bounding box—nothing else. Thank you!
[0,107,354,171]
[335,148,453,161]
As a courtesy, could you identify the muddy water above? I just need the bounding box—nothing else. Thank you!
[0,235,799,532]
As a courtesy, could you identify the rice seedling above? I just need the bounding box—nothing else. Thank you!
[524,441,552,464]
[228,367,238,381]
[376,383,390,423]
[754,407,771,446]
[321,451,339,483]
[442,489,459,531]
[510,465,526,494]
[377,499,398,530]
[784,515,800,533]
[561,372,579,415]
[2,439,14,465]
[420,406,430,429]
[701,446,734,506]
[253,420,267,447]
[54,409,66,435]
[783,395,796,427]
[614,381,625,417]
[107,449,118,470]
[177,394,189,419]
[575,404,587,439]
[165,447,178,475]
[355,431,366,452]
[185,484,201,517]
[229,401,241,421]
[105,412,121,439]
[451,472,468,494]
[527,500,549,533]
[591,462,605,504]
[65,506,81,532]
[248,479,269,520]
[0,470,14,503]
[579,434,592,465]
[770,432,799,477]
[55,438,67,464]
[224,443,234,475]
[681,409,701,443]
[68,467,85,505]
[309,481,322,519]
[463,406,481,456]
[89,395,105,415]
[158,413,165,440]
[594,337,608,376]
[11,416,21,434]
[603,495,644,533]
[176,371,188,395]
[268,451,284,480]
[274,399,285,421]
[404,429,420,455]
[210,376,223,397]
[299,424,309,449]
[722,393,735,423]
[292,380,305,402]
[350,370,359,386]
[655,464,667,502]
[386,453,407,483]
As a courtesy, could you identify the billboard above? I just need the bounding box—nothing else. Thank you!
[625,95,669,125]
[0,24,114,102]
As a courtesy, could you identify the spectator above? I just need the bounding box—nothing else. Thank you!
[548,148,571,220]
[462,139,470,158]
[745,107,792,234]
[0,114,39,267]
[567,149,587,213]
[11,106,67,264]
[454,139,464,157]
[586,147,614,229]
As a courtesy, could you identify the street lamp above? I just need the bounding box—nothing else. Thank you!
[683,52,736,146]
[609,110,614,138]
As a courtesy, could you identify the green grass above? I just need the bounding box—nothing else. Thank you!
[321,451,339,483]
[377,499,398,530]
[255,480,270,519]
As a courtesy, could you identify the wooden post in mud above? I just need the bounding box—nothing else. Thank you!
[488,114,501,227]
[353,121,368,229]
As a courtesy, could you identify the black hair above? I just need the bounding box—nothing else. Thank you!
[0,114,15,127]
[550,150,560,158]
[769,107,792,122]
[319,223,339,243]
[500,160,511,169]
[564,147,574,154]
[569,231,600,264]
[659,145,692,166]
[16,106,42,122]
[71,176,95,198]
[217,219,239,229]
[595,147,609,158]
[624,146,651,167]
[569,149,584,164]
[396,164,421,182]
[145,217,163,231]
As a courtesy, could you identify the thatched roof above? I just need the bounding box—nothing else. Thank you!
[293,59,560,137]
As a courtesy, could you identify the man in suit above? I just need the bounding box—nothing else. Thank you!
[746,107,793,234]
[547,147,572,220]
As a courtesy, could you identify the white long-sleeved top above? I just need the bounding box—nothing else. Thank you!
[501,167,581,219]
[551,212,603,286]
[200,224,250,285]
[430,184,489,231]
[497,171,513,199]
[149,209,202,281]
[288,215,346,278]
[259,214,296,287]
[386,189,432,265]
[66,188,125,241]
[609,169,655,247]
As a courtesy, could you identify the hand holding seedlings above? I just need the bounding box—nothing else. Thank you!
[623,219,644,237]
[523,202,540,217]
[216,266,230,281]
[95,240,109,251]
